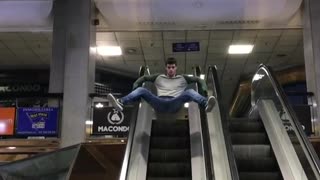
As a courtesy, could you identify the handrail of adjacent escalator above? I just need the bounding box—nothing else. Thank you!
[193,66,214,180]
[251,64,320,177]
[119,66,150,180]
[206,65,239,180]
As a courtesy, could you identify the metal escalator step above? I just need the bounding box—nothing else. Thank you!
[231,133,269,144]
[152,121,189,137]
[147,178,191,180]
[229,121,265,132]
[148,162,191,177]
[149,149,190,162]
[239,172,283,180]
[237,157,279,172]
[150,137,190,149]
[233,145,273,159]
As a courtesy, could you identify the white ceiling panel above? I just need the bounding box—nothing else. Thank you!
[144,53,164,61]
[163,31,186,40]
[19,32,48,41]
[233,30,258,39]
[208,46,227,53]
[139,32,162,40]
[187,31,209,40]
[143,47,163,55]
[273,45,297,53]
[209,40,232,48]
[210,31,233,40]
[186,53,206,61]
[96,40,118,46]
[247,53,270,64]
[277,36,301,46]
[282,29,303,36]
[118,40,140,47]
[25,41,51,49]
[140,40,163,48]
[257,30,282,37]
[115,32,139,40]
[231,38,255,44]
[96,32,116,41]
[123,55,144,61]
[207,53,227,60]
[0,33,21,40]
[3,41,27,49]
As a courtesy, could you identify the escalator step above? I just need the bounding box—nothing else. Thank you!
[147,178,191,180]
[231,133,269,144]
[237,157,279,171]
[239,172,283,180]
[229,121,265,132]
[152,121,189,137]
[148,162,191,177]
[233,145,273,159]
[150,137,190,149]
[149,149,190,162]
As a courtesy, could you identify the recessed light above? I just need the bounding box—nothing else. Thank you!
[96,46,122,56]
[228,45,254,54]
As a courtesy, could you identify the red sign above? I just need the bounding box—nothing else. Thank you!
[0,108,15,135]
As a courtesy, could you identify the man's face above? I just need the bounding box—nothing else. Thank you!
[166,63,177,77]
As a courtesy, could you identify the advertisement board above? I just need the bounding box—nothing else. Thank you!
[16,107,58,136]
[92,107,132,136]
[0,108,15,135]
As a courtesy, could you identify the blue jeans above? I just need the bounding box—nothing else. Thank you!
[120,87,207,113]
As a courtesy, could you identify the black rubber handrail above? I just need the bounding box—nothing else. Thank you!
[206,65,240,180]
[193,66,214,180]
[252,64,320,178]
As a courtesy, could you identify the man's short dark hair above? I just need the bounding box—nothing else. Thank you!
[166,57,177,66]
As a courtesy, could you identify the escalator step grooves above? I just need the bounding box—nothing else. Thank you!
[147,178,191,180]
[149,149,190,162]
[231,133,269,144]
[229,121,265,132]
[236,157,279,171]
[150,137,190,149]
[239,172,283,180]
[148,163,191,177]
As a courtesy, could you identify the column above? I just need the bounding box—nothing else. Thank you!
[50,0,96,147]
[303,0,320,136]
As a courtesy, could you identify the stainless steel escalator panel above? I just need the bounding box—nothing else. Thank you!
[251,64,320,180]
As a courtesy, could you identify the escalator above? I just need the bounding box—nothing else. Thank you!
[206,64,320,180]
[147,118,191,180]
[229,117,282,180]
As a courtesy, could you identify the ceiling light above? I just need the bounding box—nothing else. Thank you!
[228,45,254,54]
[184,103,189,108]
[7,147,16,150]
[96,46,122,56]
[200,74,205,79]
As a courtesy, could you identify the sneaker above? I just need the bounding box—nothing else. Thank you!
[107,94,123,111]
[205,96,216,112]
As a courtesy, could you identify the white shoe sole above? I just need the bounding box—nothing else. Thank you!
[205,96,216,112]
[107,94,123,111]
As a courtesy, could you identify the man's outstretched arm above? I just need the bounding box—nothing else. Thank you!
[183,75,208,97]
[132,74,160,90]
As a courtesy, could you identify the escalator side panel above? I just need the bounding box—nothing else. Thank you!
[126,100,154,180]
[257,100,308,180]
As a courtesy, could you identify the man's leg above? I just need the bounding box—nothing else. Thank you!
[172,89,216,112]
[108,87,165,111]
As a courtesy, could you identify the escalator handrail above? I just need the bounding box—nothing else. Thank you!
[251,64,320,176]
[206,65,240,180]
[193,66,213,180]
[119,66,150,180]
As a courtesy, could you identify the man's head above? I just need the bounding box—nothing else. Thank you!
[165,58,177,78]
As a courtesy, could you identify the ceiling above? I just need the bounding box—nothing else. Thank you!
[0,29,304,105]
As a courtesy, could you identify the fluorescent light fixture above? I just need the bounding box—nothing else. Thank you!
[200,74,205,79]
[184,103,189,108]
[228,45,254,54]
[96,46,122,56]
[85,120,93,125]
[95,103,104,108]
[187,74,193,77]
[7,147,16,150]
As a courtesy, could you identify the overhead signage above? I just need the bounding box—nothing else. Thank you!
[0,83,48,93]
[92,107,132,136]
[172,42,200,52]
[16,107,58,136]
[0,108,15,135]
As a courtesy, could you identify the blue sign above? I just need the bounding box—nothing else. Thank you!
[172,42,200,52]
[17,108,59,135]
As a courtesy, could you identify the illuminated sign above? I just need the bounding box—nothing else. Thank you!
[0,108,15,135]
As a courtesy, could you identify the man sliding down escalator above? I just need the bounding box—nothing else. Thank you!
[107,57,216,113]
